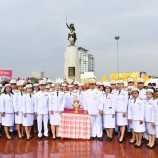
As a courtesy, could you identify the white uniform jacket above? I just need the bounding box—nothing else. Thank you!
[128,98,145,121]
[34,91,49,115]
[145,98,156,123]
[0,93,14,113]
[83,88,103,115]
[49,91,66,112]
[13,91,24,112]
[23,93,35,114]
[99,92,115,115]
[113,89,128,113]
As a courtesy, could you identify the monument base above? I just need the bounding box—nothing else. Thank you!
[64,46,80,83]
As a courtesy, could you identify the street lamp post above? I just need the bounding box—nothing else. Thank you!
[115,36,120,80]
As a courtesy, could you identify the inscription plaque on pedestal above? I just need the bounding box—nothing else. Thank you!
[68,67,75,78]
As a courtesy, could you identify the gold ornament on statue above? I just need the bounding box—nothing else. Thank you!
[72,95,80,113]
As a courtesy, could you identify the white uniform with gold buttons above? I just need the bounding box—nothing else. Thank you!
[13,91,24,124]
[113,89,128,126]
[145,98,156,135]
[65,91,76,109]
[35,90,49,137]
[23,92,35,126]
[83,88,103,137]
[0,92,14,126]
[49,91,65,125]
[128,97,145,133]
[99,92,115,128]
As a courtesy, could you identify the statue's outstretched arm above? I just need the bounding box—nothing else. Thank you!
[66,23,70,29]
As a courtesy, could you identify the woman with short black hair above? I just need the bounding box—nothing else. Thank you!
[0,84,14,140]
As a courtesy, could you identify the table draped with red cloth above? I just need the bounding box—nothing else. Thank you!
[58,110,90,139]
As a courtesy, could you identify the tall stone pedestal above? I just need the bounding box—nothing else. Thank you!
[64,46,80,82]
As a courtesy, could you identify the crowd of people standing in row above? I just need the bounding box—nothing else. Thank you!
[0,77,158,149]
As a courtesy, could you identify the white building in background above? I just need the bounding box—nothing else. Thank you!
[78,47,95,84]
[32,71,45,79]
[78,47,95,75]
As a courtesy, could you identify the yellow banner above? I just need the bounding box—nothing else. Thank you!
[110,72,140,81]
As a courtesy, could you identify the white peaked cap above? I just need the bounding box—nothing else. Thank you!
[146,89,154,94]
[10,79,16,84]
[26,84,32,88]
[137,78,144,83]
[127,77,134,83]
[39,80,47,85]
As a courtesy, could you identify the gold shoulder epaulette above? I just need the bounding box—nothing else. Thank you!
[139,98,143,100]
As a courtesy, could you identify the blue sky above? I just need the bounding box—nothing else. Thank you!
[0,0,158,80]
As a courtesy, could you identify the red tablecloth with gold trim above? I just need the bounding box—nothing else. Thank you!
[59,110,90,139]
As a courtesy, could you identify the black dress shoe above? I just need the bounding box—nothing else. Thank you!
[98,137,103,141]
[18,137,23,140]
[147,145,155,149]
[129,140,136,144]
[6,137,13,140]
[45,136,50,139]
[34,131,38,134]
[108,137,112,142]
[56,137,60,140]
[52,137,56,140]
[90,137,95,140]
[135,144,142,148]
[27,138,31,141]
[38,137,42,141]
[118,138,125,143]
[106,137,110,141]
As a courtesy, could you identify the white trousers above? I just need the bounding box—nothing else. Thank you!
[37,114,48,137]
[90,115,102,137]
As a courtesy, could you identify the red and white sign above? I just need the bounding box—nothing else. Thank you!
[0,69,12,81]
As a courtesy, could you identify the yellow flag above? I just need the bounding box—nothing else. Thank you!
[143,74,149,82]
[101,74,106,82]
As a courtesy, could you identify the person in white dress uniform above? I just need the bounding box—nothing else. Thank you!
[127,78,134,87]
[50,83,55,93]
[137,78,148,143]
[65,85,76,109]
[128,88,145,148]
[49,83,65,139]
[145,89,156,149]
[35,80,49,140]
[113,80,128,143]
[13,80,24,139]
[62,84,68,93]
[76,83,84,109]
[0,84,14,140]
[33,83,39,134]
[9,79,17,134]
[127,86,134,135]
[23,84,35,140]
[99,82,115,142]
[110,80,118,134]
[83,79,103,141]
[155,96,158,146]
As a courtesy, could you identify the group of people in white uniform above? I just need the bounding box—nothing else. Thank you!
[0,77,158,149]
